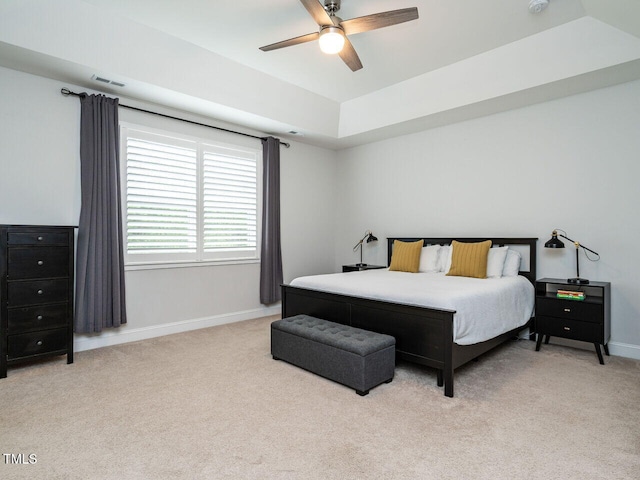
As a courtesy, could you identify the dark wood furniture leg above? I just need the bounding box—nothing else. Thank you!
[603,344,610,356]
[443,366,454,398]
[535,334,543,351]
[594,343,605,365]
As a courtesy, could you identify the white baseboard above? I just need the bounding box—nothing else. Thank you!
[518,329,640,360]
[73,305,281,353]
[608,341,640,360]
[74,313,640,361]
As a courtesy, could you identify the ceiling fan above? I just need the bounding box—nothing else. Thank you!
[259,0,419,72]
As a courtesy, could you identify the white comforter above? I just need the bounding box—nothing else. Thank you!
[289,270,534,345]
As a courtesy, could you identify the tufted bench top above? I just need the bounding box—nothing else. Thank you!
[272,315,395,357]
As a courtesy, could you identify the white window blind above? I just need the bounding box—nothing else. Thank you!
[121,126,260,265]
[203,145,257,255]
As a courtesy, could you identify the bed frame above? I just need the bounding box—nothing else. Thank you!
[281,237,537,397]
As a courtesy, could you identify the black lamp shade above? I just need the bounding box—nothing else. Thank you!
[544,234,565,249]
[366,234,378,243]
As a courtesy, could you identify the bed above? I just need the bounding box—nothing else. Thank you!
[281,237,537,397]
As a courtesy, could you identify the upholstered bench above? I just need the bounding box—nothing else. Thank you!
[271,315,395,396]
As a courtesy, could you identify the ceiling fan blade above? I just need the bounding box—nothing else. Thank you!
[299,0,334,26]
[340,7,419,36]
[259,32,319,52]
[338,37,363,72]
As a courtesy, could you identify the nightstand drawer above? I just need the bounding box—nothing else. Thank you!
[536,297,603,323]
[536,316,601,343]
[7,304,69,334]
[7,328,68,359]
[7,279,69,307]
[7,231,69,246]
[7,247,70,280]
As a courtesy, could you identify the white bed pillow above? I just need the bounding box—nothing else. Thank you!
[502,249,522,277]
[437,245,452,273]
[419,245,441,273]
[486,246,509,278]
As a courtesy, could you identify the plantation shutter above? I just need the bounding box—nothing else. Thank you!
[121,126,260,264]
[202,144,257,257]
[125,131,198,255]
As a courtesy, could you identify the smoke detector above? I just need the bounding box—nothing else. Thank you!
[529,0,549,14]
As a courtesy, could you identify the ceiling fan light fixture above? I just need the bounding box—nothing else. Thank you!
[318,25,345,54]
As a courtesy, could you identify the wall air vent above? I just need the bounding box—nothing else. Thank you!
[91,74,125,87]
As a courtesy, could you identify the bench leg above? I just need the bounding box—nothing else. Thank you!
[356,389,370,396]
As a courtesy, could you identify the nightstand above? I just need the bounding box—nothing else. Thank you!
[342,264,386,273]
[534,278,611,364]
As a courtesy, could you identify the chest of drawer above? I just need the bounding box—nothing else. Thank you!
[7,231,69,246]
[7,328,68,359]
[536,297,603,323]
[536,315,601,343]
[7,279,69,307]
[7,304,69,334]
[7,246,70,280]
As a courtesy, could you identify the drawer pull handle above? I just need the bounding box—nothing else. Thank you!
[564,308,571,312]
[37,289,44,295]
[563,326,571,331]
[37,315,43,321]
[37,260,44,266]
[37,236,44,241]
[36,340,43,346]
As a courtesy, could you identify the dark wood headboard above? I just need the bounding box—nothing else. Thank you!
[387,237,538,285]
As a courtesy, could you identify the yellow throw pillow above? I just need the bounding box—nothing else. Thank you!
[389,240,424,273]
[446,240,492,278]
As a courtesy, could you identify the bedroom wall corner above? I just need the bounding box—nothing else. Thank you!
[280,141,340,282]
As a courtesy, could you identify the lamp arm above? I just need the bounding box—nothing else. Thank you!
[353,230,371,251]
[557,233,599,257]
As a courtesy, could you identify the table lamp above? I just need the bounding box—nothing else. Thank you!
[353,230,378,267]
[544,229,600,285]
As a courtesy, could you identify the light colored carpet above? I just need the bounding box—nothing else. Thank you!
[1,315,639,479]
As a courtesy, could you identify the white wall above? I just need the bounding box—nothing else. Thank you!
[0,68,81,225]
[0,66,339,350]
[335,80,640,359]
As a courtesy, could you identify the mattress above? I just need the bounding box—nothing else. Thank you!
[289,269,535,345]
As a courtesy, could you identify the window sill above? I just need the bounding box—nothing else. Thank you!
[124,258,260,271]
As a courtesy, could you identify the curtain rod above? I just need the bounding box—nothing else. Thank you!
[60,88,290,148]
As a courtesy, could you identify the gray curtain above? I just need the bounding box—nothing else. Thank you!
[260,136,283,304]
[75,94,127,333]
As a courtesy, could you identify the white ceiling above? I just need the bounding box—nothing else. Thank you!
[80,0,590,103]
[1,0,640,149]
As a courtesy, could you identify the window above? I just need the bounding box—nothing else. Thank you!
[121,125,261,266]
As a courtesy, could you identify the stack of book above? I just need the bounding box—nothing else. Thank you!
[557,289,586,301]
